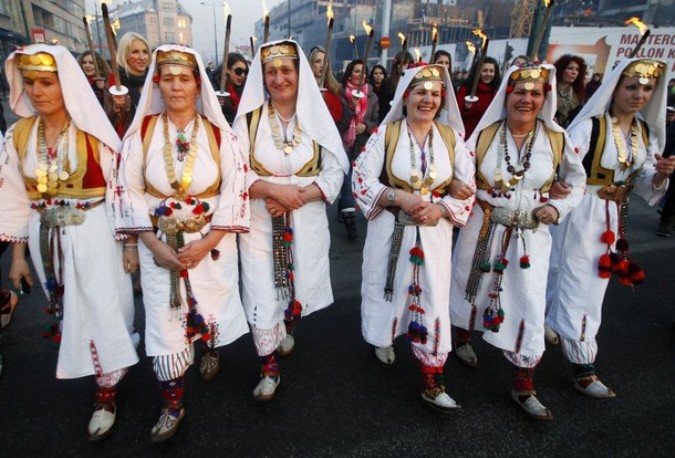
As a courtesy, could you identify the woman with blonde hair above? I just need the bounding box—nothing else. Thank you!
[308,46,345,125]
[107,32,150,136]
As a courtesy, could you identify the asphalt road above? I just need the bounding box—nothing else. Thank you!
[0,193,673,457]
[2,100,674,456]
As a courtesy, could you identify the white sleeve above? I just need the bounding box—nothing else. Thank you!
[0,127,32,242]
[210,129,250,231]
[352,128,388,220]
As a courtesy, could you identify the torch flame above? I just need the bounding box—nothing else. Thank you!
[398,32,406,45]
[432,24,438,42]
[224,3,230,17]
[111,18,121,35]
[543,0,551,7]
[625,17,648,35]
[362,20,372,36]
[466,41,476,54]
[414,48,421,62]
[473,29,487,48]
[326,3,333,21]
[262,1,269,18]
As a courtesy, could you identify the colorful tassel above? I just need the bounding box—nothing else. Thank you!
[284,299,303,322]
[628,262,645,285]
[519,255,530,269]
[409,246,425,265]
[282,228,293,247]
[600,230,615,245]
[598,253,612,278]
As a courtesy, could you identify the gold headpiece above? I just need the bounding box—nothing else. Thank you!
[622,59,665,85]
[156,50,198,74]
[261,43,298,67]
[508,65,550,90]
[408,65,445,90]
[17,52,58,74]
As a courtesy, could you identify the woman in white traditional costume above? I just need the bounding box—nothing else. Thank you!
[0,44,138,441]
[449,63,586,420]
[352,63,475,412]
[234,40,347,402]
[115,45,250,442]
[546,59,674,398]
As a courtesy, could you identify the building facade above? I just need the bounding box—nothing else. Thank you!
[0,0,87,62]
[102,0,193,55]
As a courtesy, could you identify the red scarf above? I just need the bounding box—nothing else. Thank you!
[226,80,241,111]
[343,81,369,148]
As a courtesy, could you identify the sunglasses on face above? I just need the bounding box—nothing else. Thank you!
[233,68,248,76]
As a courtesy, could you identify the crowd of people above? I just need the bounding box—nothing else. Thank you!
[0,31,673,442]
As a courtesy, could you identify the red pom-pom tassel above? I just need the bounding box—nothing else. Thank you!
[598,253,612,278]
[519,255,530,269]
[628,262,645,285]
[600,230,615,245]
[616,259,629,276]
[618,273,632,286]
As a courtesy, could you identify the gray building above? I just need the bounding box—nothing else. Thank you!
[0,0,87,61]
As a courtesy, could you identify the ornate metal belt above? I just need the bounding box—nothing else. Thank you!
[597,184,630,202]
[490,207,539,230]
[38,201,103,228]
[154,214,211,236]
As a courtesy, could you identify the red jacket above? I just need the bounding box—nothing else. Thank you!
[322,88,343,124]
[457,81,496,138]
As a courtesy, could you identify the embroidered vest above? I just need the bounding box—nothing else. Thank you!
[474,121,564,194]
[379,120,456,195]
[13,116,107,200]
[140,114,222,199]
[582,115,649,186]
[246,106,322,177]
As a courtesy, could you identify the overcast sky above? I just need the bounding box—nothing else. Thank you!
[86,0,283,62]
[184,0,284,61]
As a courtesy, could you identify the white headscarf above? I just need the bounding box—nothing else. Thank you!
[382,63,465,138]
[5,43,121,151]
[235,39,348,173]
[468,63,561,144]
[124,44,231,139]
[568,58,667,152]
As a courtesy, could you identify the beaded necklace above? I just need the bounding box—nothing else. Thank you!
[162,112,199,199]
[611,116,639,169]
[269,103,302,154]
[494,121,539,193]
[407,127,436,196]
[35,118,71,196]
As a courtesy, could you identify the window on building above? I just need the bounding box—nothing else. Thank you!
[0,0,11,16]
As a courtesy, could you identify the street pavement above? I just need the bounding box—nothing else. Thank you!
[1,100,674,456]
[0,195,673,457]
